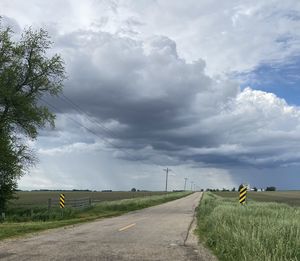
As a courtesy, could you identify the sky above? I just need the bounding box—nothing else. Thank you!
[1,0,300,191]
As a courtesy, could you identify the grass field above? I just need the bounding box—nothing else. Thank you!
[0,191,191,240]
[197,192,300,261]
[9,191,168,208]
[213,191,300,206]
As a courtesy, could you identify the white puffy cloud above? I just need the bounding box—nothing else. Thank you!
[2,0,300,75]
[121,0,300,75]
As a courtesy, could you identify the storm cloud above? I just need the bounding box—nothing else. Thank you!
[2,0,300,190]
[41,29,300,170]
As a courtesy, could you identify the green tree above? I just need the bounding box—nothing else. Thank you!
[0,21,65,212]
[238,184,244,192]
[266,186,276,191]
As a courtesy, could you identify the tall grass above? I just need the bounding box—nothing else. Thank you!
[197,193,300,261]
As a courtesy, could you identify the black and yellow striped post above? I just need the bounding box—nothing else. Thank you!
[239,186,247,205]
[59,193,65,209]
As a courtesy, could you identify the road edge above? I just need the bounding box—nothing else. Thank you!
[184,193,218,261]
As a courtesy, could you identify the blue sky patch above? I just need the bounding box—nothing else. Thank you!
[238,58,300,106]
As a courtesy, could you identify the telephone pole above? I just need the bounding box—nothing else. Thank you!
[190,181,194,191]
[163,168,171,192]
[184,178,188,191]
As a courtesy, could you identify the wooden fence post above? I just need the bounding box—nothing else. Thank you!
[48,198,52,211]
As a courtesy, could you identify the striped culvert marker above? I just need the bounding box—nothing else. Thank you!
[59,193,65,208]
[239,186,247,205]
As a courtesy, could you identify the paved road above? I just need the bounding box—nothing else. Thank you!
[0,192,215,261]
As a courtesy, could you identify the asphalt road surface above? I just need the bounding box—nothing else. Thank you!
[0,192,216,261]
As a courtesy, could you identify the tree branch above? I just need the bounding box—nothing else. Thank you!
[16,47,34,92]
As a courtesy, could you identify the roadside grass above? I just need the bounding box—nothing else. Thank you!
[197,192,300,261]
[0,191,191,240]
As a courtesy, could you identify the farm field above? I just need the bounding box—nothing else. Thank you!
[197,192,300,261]
[213,191,300,206]
[9,191,168,208]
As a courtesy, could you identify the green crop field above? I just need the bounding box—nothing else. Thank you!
[197,192,300,260]
[9,191,168,208]
[213,191,300,206]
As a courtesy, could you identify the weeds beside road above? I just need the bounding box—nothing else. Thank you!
[0,192,191,240]
[197,192,300,261]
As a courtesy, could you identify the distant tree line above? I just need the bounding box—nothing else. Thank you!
[205,186,277,192]
[29,189,93,192]
[265,186,276,191]
[130,188,151,192]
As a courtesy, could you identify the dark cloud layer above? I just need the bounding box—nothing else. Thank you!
[41,30,300,169]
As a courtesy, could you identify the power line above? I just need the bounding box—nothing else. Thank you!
[57,93,163,166]
[59,93,147,163]
[40,97,143,163]
[60,93,120,140]
[41,95,185,191]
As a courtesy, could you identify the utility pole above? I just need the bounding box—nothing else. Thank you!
[163,168,171,192]
[184,178,188,191]
[190,181,194,191]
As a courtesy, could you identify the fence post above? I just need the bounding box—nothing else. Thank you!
[1,212,5,220]
[48,198,52,211]
[89,198,92,207]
